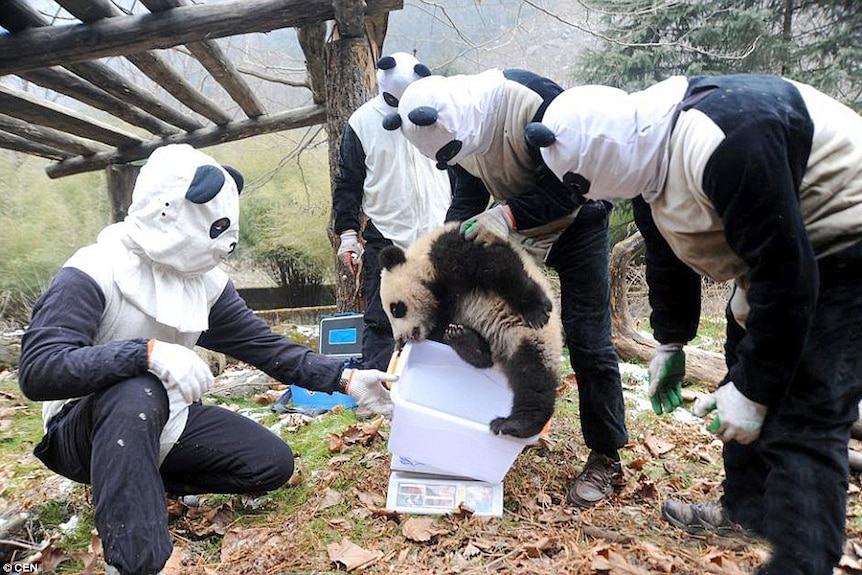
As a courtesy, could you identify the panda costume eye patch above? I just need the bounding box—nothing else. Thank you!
[435,140,463,169]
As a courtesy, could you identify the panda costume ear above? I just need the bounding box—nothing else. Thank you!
[382,113,402,131]
[524,122,557,148]
[414,63,431,78]
[380,245,407,270]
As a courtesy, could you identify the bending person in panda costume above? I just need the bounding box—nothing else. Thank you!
[332,52,451,373]
[382,69,629,508]
[526,74,862,575]
[18,144,395,575]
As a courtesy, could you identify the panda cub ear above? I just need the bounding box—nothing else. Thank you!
[379,245,407,270]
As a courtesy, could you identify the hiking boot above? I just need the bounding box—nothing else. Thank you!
[566,451,623,508]
[662,498,742,535]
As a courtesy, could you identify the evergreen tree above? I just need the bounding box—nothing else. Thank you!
[572,0,861,111]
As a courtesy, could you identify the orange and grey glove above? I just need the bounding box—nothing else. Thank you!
[340,368,398,417]
[460,205,515,244]
[648,343,685,415]
[337,230,364,275]
[147,339,213,404]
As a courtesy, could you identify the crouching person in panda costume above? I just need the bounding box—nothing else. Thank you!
[379,222,564,438]
[18,144,396,575]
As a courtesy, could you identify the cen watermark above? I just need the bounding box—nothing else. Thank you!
[2,564,40,573]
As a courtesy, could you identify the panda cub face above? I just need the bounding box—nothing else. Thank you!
[379,244,439,345]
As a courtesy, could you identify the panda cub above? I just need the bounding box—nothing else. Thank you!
[379,223,563,438]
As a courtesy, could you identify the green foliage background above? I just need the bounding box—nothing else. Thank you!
[0,131,335,327]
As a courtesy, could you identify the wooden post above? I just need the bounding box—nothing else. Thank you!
[106,163,140,223]
[324,0,382,313]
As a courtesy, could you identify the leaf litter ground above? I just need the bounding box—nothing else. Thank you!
[3,362,862,574]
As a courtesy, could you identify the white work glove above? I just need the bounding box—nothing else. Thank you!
[341,368,398,417]
[648,343,685,415]
[147,339,213,404]
[460,205,515,244]
[694,381,767,445]
[337,230,364,275]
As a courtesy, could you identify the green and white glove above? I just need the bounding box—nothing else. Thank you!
[460,205,515,244]
[341,369,399,417]
[648,343,685,415]
[695,381,767,445]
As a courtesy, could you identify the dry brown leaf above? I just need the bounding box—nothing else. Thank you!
[327,433,346,452]
[189,502,234,537]
[287,467,303,487]
[643,429,675,457]
[402,516,448,542]
[537,507,576,523]
[639,541,674,573]
[29,534,72,571]
[462,542,483,558]
[354,488,385,508]
[319,487,343,509]
[326,538,383,571]
[591,546,651,574]
[220,527,275,563]
[162,545,187,575]
[522,536,555,558]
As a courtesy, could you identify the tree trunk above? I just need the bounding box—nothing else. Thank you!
[609,231,727,386]
[324,1,380,313]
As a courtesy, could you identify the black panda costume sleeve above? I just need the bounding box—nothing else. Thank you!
[332,124,366,235]
[693,75,816,406]
[632,196,702,345]
[19,267,150,402]
[197,281,344,393]
[445,164,492,222]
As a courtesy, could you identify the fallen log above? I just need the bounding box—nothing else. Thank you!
[609,231,727,386]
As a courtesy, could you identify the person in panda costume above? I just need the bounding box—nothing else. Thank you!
[18,144,396,575]
[382,69,629,508]
[332,52,451,374]
[525,74,862,575]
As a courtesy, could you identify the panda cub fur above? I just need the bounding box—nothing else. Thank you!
[379,222,563,438]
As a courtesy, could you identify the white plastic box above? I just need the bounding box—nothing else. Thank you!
[388,340,538,484]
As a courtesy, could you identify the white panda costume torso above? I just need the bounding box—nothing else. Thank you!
[42,144,240,462]
[379,223,563,438]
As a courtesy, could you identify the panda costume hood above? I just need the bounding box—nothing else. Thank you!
[94,144,242,332]
[524,76,688,202]
[382,69,507,169]
[366,52,432,117]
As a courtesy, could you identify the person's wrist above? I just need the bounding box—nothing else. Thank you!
[339,368,355,393]
[501,205,516,230]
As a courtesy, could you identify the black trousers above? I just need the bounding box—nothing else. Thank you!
[721,241,862,575]
[34,375,294,575]
[360,225,396,371]
[547,201,629,455]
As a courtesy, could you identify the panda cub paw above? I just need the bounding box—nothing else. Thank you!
[489,414,546,439]
[519,290,553,329]
[444,323,494,368]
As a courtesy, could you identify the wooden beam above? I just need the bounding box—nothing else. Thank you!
[0,132,72,161]
[0,113,108,157]
[0,0,205,132]
[46,104,328,178]
[0,0,404,76]
[142,0,266,118]
[20,67,181,137]
[57,0,232,126]
[0,84,143,148]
